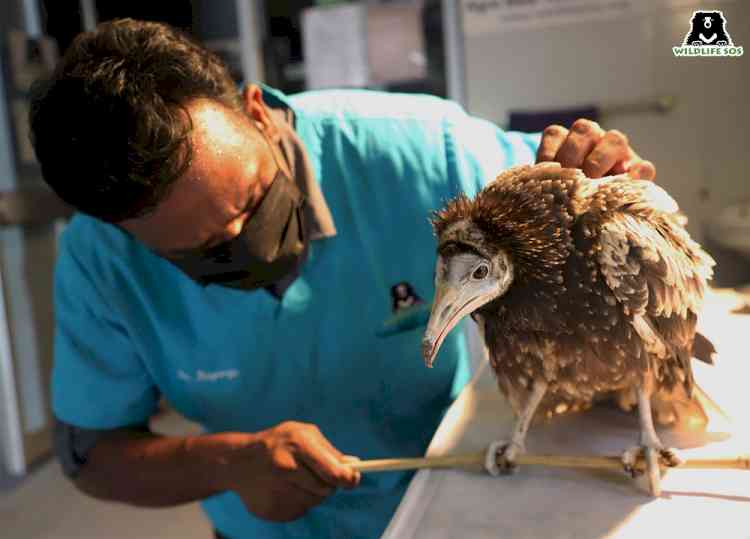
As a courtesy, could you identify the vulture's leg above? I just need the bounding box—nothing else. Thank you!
[621,379,682,496]
[485,378,547,476]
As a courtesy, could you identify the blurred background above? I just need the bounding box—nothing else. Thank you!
[0,1,748,537]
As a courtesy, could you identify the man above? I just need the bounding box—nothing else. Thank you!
[30,19,655,539]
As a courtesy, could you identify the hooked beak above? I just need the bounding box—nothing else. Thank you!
[421,282,491,368]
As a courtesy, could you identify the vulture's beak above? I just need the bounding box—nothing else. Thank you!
[422,280,491,368]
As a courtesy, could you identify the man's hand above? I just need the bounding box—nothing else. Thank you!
[536,119,656,180]
[221,421,361,522]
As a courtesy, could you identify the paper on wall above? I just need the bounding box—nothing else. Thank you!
[461,0,634,38]
[460,0,739,38]
[302,4,369,90]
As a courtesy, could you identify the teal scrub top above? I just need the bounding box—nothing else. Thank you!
[51,87,539,539]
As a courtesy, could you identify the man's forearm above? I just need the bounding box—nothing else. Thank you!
[74,429,245,507]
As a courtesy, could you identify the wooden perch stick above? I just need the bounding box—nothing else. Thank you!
[347,452,750,474]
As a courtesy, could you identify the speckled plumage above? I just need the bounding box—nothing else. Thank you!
[431,162,715,423]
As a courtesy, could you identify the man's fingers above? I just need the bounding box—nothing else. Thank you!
[582,129,631,178]
[314,438,362,490]
[604,149,656,181]
[297,434,360,489]
[607,144,638,175]
[554,119,605,169]
[628,159,656,181]
[286,468,336,498]
[338,456,361,490]
[536,125,569,163]
[271,447,335,497]
[536,120,654,181]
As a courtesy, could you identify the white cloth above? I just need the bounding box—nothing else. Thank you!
[384,288,750,539]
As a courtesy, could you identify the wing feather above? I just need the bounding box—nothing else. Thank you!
[588,178,715,392]
[589,178,714,319]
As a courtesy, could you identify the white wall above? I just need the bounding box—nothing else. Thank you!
[0,0,60,476]
[462,0,749,243]
[0,44,26,477]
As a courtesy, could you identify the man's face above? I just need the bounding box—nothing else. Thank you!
[120,87,278,259]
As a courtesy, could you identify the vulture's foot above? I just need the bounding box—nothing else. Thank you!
[621,444,682,496]
[484,440,524,476]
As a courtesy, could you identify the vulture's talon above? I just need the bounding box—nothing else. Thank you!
[485,440,523,476]
[621,444,680,496]
[660,447,683,468]
[621,446,641,478]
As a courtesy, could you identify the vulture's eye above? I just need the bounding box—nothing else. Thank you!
[472,264,489,280]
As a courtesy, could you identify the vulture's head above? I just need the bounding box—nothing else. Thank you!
[421,163,578,368]
[421,215,514,368]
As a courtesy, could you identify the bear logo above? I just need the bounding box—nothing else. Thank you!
[390,281,424,313]
[682,11,733,47]
[376,281,429,337]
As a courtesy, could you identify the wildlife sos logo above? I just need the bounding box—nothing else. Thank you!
[673,11,743,57]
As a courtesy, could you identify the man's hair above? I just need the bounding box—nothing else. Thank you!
[29,18,241,222]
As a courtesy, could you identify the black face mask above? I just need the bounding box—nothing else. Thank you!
[169,170,308,290]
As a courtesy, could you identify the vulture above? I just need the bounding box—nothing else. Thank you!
[421,162,716,496]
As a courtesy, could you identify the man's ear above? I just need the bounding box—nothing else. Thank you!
[241,84,280,141]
